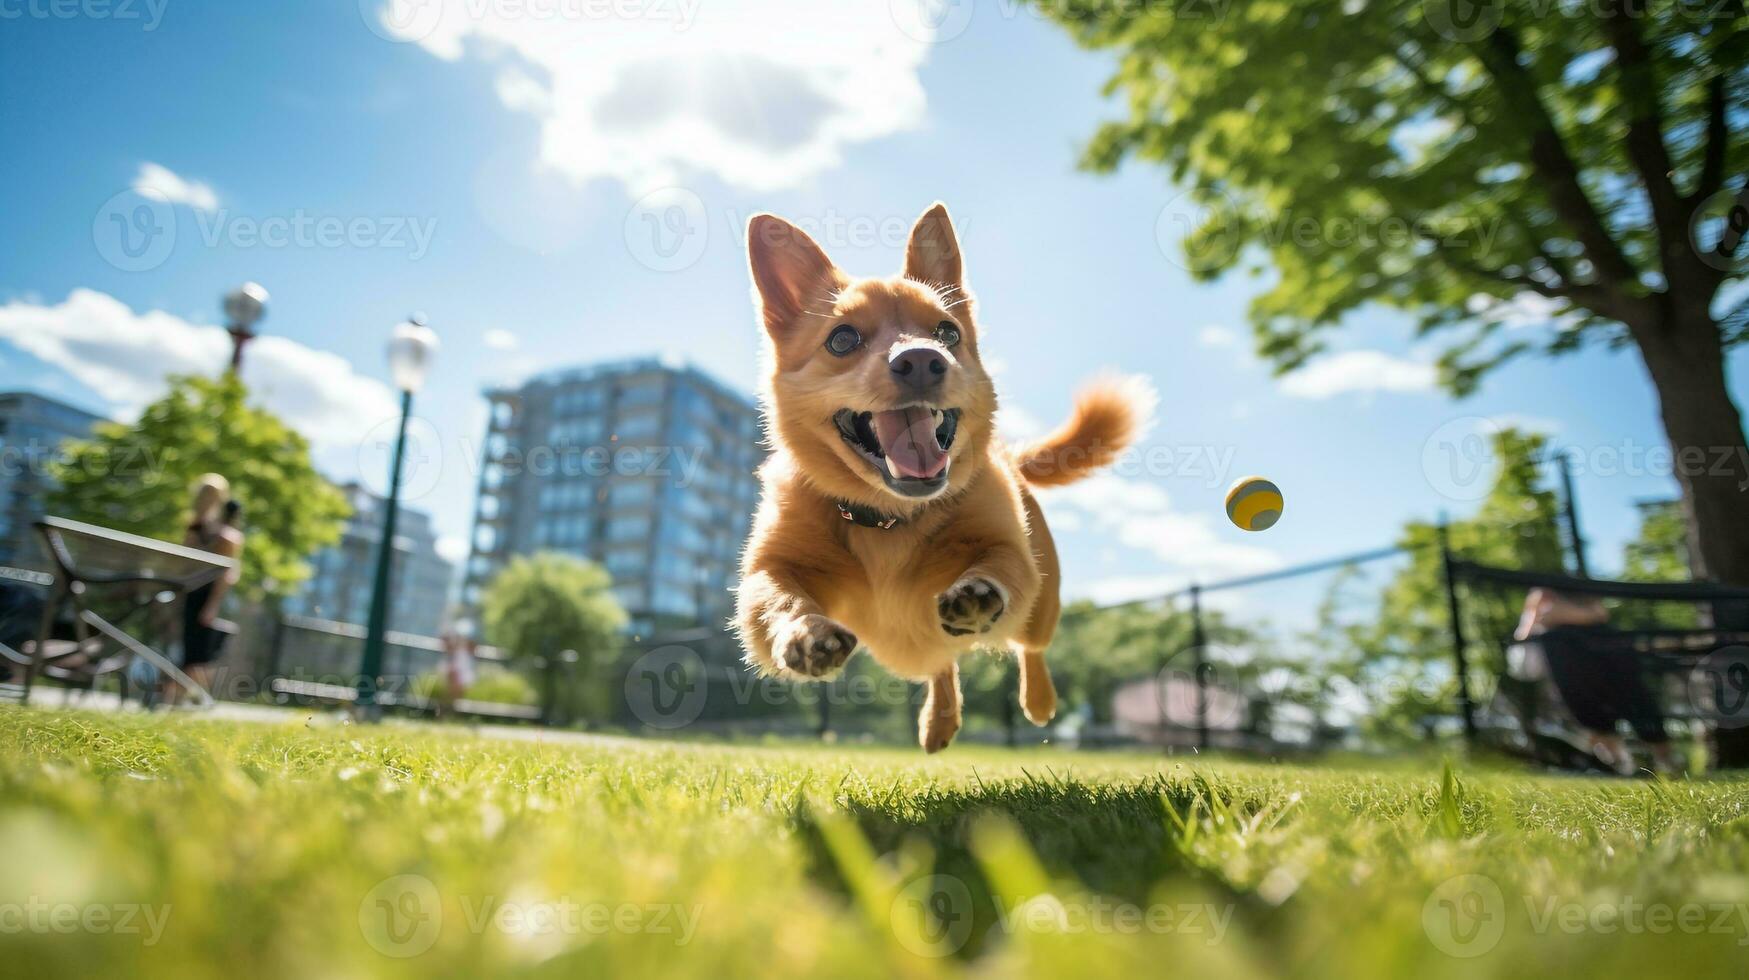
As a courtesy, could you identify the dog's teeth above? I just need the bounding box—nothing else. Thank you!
[885,455,904,480]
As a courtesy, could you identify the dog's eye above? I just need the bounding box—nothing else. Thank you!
[934,321,962,347]
[825,324,861,356]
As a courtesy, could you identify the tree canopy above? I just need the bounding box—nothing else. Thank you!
[47,374,349,601]
[1318,427,1563,740]
[1034,0,1749,587]
[1038,0,1745,385]
[480,552,628,724]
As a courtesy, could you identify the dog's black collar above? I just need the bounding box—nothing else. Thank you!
[836,500,902,530]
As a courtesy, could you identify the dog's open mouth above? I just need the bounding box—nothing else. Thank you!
[833,406,960,497]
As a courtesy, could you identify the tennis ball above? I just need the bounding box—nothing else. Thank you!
[1225,476,1283,531]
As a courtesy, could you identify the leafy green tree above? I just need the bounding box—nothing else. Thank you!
[480,552,627,725]
[48,374,348,600]
[1033,0,1749,586]
[1617,498,1701,627]
[1621,499,1692,582]
[1330,429,1563,741]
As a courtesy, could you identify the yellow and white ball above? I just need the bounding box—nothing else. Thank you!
[1225,476,1283,532]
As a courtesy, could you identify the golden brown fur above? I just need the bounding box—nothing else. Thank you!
[734,203,1150,752]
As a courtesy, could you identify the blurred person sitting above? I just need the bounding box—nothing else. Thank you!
[1514,587,1678,775]
[162,475,244,704]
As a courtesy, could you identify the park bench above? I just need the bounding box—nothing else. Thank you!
[4,517,233,707]
[1453,560,1749,772]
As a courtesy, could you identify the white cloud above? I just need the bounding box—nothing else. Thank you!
[997,403,1043,443]
[482,328,519,351]
[1197,324,1238,348]
[371,0,932,192]
[0,289,401,458]
[131,162,219,211]
[1278,349,1437,399]
[1040,472,1281,598]
[1465,291,1583,332]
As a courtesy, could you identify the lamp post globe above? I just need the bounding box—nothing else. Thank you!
[222,282,269,373]
[387,313,440,394]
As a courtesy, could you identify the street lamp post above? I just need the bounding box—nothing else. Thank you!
[222,282,269,373]
[356,314,439,717]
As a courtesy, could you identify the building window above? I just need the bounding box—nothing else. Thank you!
[609,481,653,508]
[606,515,650,543]
[613,412,661,441]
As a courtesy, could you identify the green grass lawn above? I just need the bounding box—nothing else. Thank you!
[3,709,1748,978]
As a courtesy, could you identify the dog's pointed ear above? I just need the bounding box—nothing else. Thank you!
[903,202,963,290]
[748,214,837,335]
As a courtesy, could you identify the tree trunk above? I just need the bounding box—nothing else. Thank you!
[1634,308,1749,767]
[1635,310,1749,586]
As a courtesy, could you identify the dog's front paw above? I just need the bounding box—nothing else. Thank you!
[777,615,857,678]
[938,577,1005,637]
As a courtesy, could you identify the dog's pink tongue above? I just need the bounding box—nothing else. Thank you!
[870,407,947,479]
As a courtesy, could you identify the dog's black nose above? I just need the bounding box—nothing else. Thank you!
[889,346,947,390]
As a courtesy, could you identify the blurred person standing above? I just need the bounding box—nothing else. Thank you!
[441,627,477,718]
[163,474,244,703]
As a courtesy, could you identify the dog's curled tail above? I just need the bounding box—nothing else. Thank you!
[1010,375,1156,488]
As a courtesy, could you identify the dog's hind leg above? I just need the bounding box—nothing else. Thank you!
[918,663,962,753]
[1015,645,1057,726]
[1011,487,1059,727]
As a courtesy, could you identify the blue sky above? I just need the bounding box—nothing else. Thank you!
[1,0,1743,627]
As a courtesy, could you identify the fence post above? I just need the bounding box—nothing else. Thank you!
[1555,449,1589,579]
[1438,521,1478,748]
[265,602,287,683]
[1190,583,1209,751]
[540,652,556,727]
